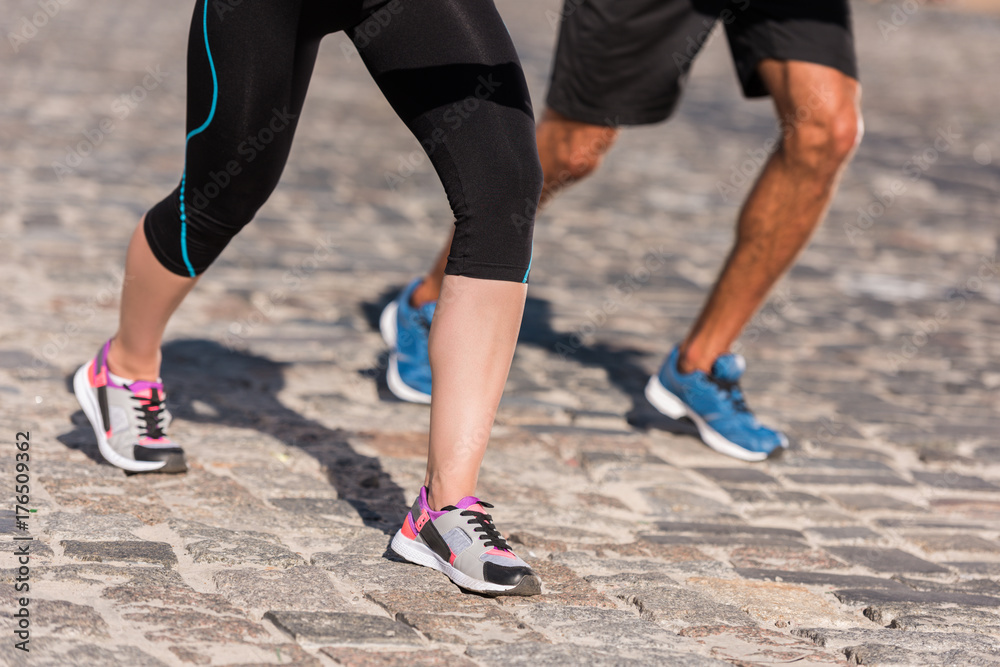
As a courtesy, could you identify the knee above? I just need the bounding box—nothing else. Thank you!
[538,111,620,192]
[782,98,862,177]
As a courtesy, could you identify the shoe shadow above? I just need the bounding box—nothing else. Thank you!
[61,339,407,533]
[517,296,699,439]
[358,287,698,439]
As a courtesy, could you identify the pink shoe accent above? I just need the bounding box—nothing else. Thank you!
[400,514,417,540]
[449,552,457,565]
[90,362,107,389]
[486,547,516,558]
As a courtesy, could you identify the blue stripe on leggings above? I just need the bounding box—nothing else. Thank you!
[178,0,219,277]
[522,245,533,283]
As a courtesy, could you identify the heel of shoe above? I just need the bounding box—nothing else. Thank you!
[644,375,688,420]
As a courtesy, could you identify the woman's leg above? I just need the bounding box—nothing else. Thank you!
[109,0,323,380]
[353,0,541,509]
[77,0,323,473]
[353,0,543,594]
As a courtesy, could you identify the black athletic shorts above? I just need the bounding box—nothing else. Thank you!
[546,0,858,127]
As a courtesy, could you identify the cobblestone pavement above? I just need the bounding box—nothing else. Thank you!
[2,0,1000,665]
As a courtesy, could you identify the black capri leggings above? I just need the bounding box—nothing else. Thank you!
[145,0,541,282]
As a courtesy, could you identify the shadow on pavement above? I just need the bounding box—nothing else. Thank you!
[60,339,407,533]
[359,288,699,440]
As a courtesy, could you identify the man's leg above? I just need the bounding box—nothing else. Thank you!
[410,108,619,307]
[679,60,862,373]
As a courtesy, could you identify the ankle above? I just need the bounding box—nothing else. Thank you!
[410,279,441,308]
[424,481,470,512]
[107,338,161,382]
[677,344,716,375]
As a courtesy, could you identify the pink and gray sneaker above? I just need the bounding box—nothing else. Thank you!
[72,340,186,473]
[391,487,541,596]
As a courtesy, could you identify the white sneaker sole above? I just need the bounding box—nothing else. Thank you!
[390,530,537,595]
[379,299,432,405]
[73,361,167,473]
[644,374,782,462]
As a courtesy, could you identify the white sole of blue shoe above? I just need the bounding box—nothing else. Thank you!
[644,374,772,462]
[386,354,432,404]
[379,300,399,348]
[380,299,432,404]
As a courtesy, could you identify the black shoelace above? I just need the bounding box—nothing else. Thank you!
[708,376,750,414]
[458,502,510,551]
[132,388,166,440]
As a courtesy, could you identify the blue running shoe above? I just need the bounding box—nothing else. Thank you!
[644,346,788,461]
[379,279,434,404]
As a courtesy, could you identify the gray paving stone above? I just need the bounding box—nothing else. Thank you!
[320,647,473,666]
[875,519,988,529]
[171,520,304,567]
[892,576,1000,596]
[467,642,728,666]
[848,646,1000,666]
[830,494,925,512]
[693,467,778,485]
[268,497,361,520]
[312,553,452,592]
[213,566,346,613]
[805,526,882,541]
[41,511,144,540]
[265,611,421,645]
[777,458,895,471]
[785,473,914,487]
[906,533,1000,553]
[720,486,771,503]
[517,603,697,647]
[653,521,804,539]
[772,491,828,506]
[609,579,758,629]
[796,627,1000,665]
[4,639,169,667]
[33,599,110,639]
[824,547,948,574]
[946,562,1000,576]
[641,533,808,549]
[833,588,1000,608]
[60,540,177,566]
[735,568,910,590]
[187,537,303,568]
[911,471,1000,491]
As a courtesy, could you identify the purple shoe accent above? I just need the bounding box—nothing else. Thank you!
[418,486,450,520]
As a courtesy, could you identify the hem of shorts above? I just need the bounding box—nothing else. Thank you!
[444,257,532,283]
[546,96,673,128]
[738,52,859,99]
